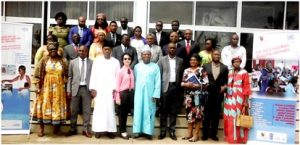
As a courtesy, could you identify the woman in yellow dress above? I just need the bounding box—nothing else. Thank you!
[33,42,68,137]
[34,34,63,68]
[48,12,69,48]
[199,38,215,66]
[89,30,107,60]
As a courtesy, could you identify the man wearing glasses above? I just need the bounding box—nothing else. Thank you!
[151,21,168,49]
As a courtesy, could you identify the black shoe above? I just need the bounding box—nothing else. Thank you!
[107,133,115,139]
[201,136,208,141]
[65,130,77,136]
[169,131,177,140]
[95,132,101,138]
[145,134,153,140]
[210,136,219,141]
[158,131,166,140]
[133,133,141,139]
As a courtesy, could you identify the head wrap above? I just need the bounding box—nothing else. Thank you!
[141,46,151,54]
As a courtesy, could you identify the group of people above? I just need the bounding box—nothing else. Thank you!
[252,61,299,95]
[27,11,254,144]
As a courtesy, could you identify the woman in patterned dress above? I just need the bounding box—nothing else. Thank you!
[181,53,208,142]
[223,57,251,144]
[33,42,68,137]
[48,12,69,48]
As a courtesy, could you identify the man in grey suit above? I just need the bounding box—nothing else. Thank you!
[139,33,163,63]
[157,42,184,140]
[112,34,138,69]
[65,45,93,138]
[64,33,80,62]
[116,17,133,37]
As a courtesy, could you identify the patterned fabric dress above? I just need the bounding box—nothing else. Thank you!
[182,67,208,123]
[49,26,70,48]
[33,57,68,125]
[224,69,251,143]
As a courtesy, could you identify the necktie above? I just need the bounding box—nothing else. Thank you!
[186,40,191,55]
[79,28,83,37]
[112,33,116,45]
[80,59,85,83]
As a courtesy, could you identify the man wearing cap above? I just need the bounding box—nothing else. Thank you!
[132,47,161,140]
[89,42,120,139]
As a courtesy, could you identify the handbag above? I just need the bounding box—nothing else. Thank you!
[236,106,253,128]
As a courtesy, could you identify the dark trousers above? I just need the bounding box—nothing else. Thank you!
[118,89,134,133]
[202,93,223,137]
[160,83,178,132]
[70,86,91,131]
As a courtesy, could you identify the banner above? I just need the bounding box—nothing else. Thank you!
[1,22,33,134]
[248,31,299,144]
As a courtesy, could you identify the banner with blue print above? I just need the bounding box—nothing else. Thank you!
[1,88,30,134]
[248,94,296,144]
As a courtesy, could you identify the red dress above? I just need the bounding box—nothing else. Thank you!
[224,69,251,144]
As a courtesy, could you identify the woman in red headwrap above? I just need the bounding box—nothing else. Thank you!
[223,57,251,144]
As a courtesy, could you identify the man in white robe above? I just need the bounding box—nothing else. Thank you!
[89,44,120,138]
[133,47,161,140]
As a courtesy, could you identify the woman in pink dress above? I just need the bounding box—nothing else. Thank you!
[223,57,251,144]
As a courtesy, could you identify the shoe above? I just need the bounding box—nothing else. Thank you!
[182,136,192,140]
[95,132,101,138]
[210,136,219,141]
[133,133,141,139]
[201,136,209,141]
[169,132,177,140]
[145,134,153,140]
[65,130,77,137]
[189,137,199,142]
[120,132,129,140]
[82,131,92,138]
[158,131,166,140]
[107,133,115,139]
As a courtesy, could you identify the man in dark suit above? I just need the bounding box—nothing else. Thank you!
[106,21,121,47]
[162,32,186,60]
[64,33,80,62]
[65,45,93,138]
[68,16,93,48]
[168,20,185,42]
[112,34,138,69]
[178,29,200,69]
[117,17,133,37]
[202,50,229,141]
[157,42,184,140]
[151,21,168,49]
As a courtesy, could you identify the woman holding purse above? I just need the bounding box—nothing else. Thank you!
[224,57,251,144]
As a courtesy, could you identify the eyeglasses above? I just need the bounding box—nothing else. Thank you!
[156,24,162,26]
[48,48,58,51]
[172,24,178,26]
[123,58,131,60]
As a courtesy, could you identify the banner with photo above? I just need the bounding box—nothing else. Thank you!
[249,31,299,144]
[1,22,33,134]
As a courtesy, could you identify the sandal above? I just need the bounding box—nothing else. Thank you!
[189,137,199,142]
[182,136,192,140]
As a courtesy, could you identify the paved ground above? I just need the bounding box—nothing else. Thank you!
[2,133,227,144]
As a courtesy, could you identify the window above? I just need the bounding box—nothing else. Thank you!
[240,33,254,72]
[50,2,87,19]
[195,2,237,27]
[194,31,234,50]
[242,2,284,29]
[89,1,134,22]
[286,2,299,30]
[5,2,42,18]
[150,2,193,24]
